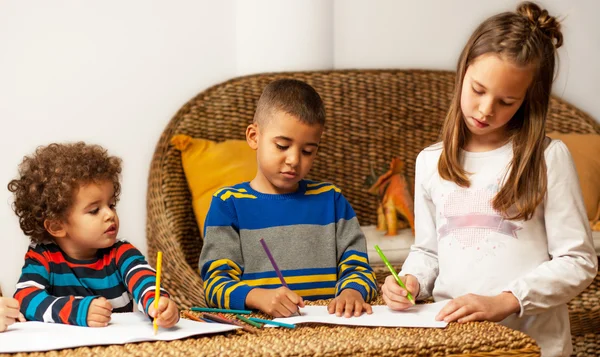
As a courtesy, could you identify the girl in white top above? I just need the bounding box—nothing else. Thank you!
[381,2,597,356]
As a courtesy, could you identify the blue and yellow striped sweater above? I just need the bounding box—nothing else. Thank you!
[199,180,377,310]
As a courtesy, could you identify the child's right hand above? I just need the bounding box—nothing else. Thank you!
[245,287,305,317]
[382,274,420,311]
[87,297,113,327]
[0,297,25,332]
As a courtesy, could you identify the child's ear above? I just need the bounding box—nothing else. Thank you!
[246,123,259,150]
[44,219,67,239]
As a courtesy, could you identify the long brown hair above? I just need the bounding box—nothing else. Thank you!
[438,2,563,220]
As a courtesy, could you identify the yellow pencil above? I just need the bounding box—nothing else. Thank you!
[153,251,162,335]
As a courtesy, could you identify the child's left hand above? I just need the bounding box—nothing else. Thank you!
[327,289,373,317]
[435,292,521,323]
[148,297,179,328]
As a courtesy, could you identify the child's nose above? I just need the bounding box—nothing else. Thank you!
[104,208,116,220]
[478,98,495,118]
[285,152,300,167]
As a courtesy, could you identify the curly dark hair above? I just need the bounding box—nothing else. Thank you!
[7,142,122,244]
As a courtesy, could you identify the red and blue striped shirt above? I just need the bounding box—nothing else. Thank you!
[14,240,168,326]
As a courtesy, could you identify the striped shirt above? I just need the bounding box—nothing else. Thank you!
[14,241,168,326]
[199,180,377,310]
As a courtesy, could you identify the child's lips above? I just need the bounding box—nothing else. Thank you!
[105,224,117,234]
[472,117,489,128]
[281,171,297,179]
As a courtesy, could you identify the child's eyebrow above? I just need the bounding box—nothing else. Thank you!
[274,136,319,147]
[83,200,101,209]
[472,80,521,100]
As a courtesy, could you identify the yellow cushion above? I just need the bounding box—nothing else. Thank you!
[171,135,256,236]
[547,132,600,226]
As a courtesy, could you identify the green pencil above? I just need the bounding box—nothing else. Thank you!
[374,245,415,304]
[190,307,253,315]
[248,317,296,329]
[234,314,263,328]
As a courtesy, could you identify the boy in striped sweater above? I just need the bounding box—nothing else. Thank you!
[199,79,377,317]
[9,142,179,327]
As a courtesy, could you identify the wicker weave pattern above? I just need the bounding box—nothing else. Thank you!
[144,70,599,355]
[569,269,600,335]
[0,298,542,357]
[147,69,599,310]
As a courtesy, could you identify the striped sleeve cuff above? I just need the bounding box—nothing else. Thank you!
[141,289,170,316]
[337,281,368,300]
[74,296,97,327]
[206,282,253,310]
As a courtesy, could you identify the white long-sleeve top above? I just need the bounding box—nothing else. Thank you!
[400,139,597,357]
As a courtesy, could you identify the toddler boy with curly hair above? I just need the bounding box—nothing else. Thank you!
[8,142,179,327]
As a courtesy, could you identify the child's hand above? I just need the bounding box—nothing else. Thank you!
[246,287,305,317]
[0,297,25,332]
[382,274,420,311]
[148,297,179,328]
[87,297,113,327]
[435,292,520,323]
[327,289,372,317]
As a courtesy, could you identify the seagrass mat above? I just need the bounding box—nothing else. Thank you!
[572,333,600,357]
[0,297,540,357]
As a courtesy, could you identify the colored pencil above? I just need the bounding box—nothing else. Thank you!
[259,238,301,316]
[190,307,252,315]
[153,251,162,335]
[234,314,263,328]
[374,245,415,304]
[182,310,205,323]
[248,317,295,329]
[202,313,258,333]
[259,238,289,288]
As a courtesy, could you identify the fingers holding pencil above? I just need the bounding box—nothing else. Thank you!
[375,245,417,307]
[258,238,303,316]
[245,287,304,318]
[382,274,420,311]
[149,297,180,328]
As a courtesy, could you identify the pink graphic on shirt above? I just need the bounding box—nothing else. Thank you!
[438,188,520,248]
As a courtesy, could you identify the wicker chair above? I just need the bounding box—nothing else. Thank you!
[146,70,600,344]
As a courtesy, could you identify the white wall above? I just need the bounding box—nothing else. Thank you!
[236,0,333,74]
[0,0,238,296]
[334,0,600,121]
[1,0,598,297]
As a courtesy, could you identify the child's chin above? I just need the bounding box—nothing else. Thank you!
[101,237,118,246]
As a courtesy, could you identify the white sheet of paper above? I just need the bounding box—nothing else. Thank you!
[0,312,239,353]
[272,301,448,328]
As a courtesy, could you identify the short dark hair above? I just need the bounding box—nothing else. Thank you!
[253,79,326,126]
[8,142,122,244]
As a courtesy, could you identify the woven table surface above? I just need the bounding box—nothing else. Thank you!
[1,297,540,357]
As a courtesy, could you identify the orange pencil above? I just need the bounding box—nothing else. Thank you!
[202,313,258,333]
[182,310,205,323]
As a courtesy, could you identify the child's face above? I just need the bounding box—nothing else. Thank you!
[247,110,323,194]
[460,53,533,147]
[54,180,119,260]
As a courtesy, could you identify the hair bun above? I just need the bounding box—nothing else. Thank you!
[517,1,563,48]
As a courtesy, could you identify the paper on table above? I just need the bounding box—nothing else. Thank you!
[0,312,239,353]
[272,301,448,328]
